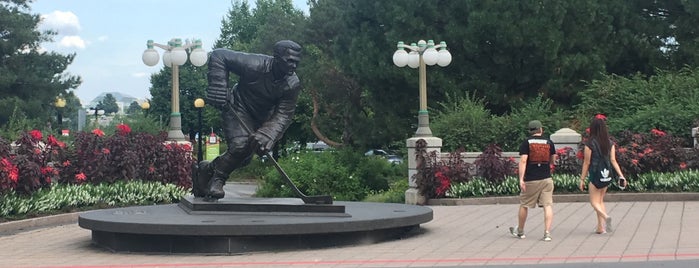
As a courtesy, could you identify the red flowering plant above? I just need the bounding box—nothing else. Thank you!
[413,140,475,199]
[7,130,67,194]
[0,125,194,195]
[614,128,692,177]
[473,144,517,183]
[60,127,193,188]
[553,146,581,175]
[0,137,19,193]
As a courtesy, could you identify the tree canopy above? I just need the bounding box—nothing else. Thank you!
[0,0,81,129]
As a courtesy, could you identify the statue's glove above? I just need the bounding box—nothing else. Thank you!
[249,131,274,156]
[206,87,228,109]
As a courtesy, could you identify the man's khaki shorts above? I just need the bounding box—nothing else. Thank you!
[520,178,554,208]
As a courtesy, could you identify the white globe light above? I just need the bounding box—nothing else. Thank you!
[423,47,439,66]
[392,49,408,67]
[163,50,172,67]
[142,48,159,66]
[437,49,452,67]
[189,48,208,67]
[170,47,187,66]
[407,51,420,69]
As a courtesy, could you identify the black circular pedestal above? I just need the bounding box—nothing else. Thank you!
[78,196,433,254]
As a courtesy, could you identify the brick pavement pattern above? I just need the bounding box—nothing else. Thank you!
[1,201,698,268]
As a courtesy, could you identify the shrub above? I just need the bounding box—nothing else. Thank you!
[0,180,188,218]
[614,129,693,177]
[413,139,474,199]
[256,151,365,201]
[8,130,66,194]
[0,127,194,195]
[575,67,699,144]
[554,146,581,175]
[473,143,517,183]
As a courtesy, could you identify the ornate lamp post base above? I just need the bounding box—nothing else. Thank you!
[167,113,187,141]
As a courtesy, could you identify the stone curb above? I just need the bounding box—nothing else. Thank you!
[427,192,699,206]
[0,212,80,235]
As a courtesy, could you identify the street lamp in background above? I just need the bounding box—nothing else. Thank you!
[142,38,208,141]
[88,107,104,127]
[392,39,452,205]
[54,97,66,135]
[194,98,205,162]
[140,101,150,117]
[392,40,452,137]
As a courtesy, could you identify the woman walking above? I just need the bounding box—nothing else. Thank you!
[579,115,626,234]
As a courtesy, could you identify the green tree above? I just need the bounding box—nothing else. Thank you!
[0,0,81,128]
[101,93,119,114]
[126,101,140,115]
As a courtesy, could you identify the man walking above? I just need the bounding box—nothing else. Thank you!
[510,120,557,241]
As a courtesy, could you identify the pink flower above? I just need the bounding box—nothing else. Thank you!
[102,148,110,154]
[75,173,87,182]
[116,123,131,135]
[680,162,687,170]
[41,166,53,175]
[618,147,627,153]
[29,130,42,141]
[643,148,653,154]
[434,171,451,197]
[47,135,60,146]
[651,128,666,137]
[9,169,18,182]
[182,143,192,151]
[63,160,71,167]
[594,114,607,120]
[632,159,639,166]
[91,128,105,137]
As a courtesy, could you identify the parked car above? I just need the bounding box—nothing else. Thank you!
[365,149,403,165]
[307,141,330,152]
[385,154,404,165]
[364,149,389,156]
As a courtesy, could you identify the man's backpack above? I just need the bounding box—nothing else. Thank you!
[589,140,615,185]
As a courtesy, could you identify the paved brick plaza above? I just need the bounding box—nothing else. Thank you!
[1,200,698,268]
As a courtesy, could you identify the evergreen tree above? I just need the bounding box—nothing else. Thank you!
[101,93,119,114]
[0,0,81,127]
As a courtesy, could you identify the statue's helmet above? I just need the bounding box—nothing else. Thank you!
[273,40,302,62]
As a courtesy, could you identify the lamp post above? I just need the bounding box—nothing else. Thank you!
[54,97,66,135]
[393,40,451,136]
[140,101,150,117]
[194,98,205,162]
[88,107,105,128]
[142,38,208,141]
[392,39,452,205]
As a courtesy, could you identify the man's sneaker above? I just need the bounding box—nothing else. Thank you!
[605,217,613,233]
[509,226,525,239]
[543,232,552,242]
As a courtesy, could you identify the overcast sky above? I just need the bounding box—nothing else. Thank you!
[29,0,308,105]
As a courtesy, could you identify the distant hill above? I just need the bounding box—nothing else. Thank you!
[85,92,138,108]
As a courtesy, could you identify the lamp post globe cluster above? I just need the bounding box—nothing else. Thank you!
[392,40,452,137]
[142,38,207,141]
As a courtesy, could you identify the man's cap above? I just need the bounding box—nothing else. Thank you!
[528,120,543,129]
